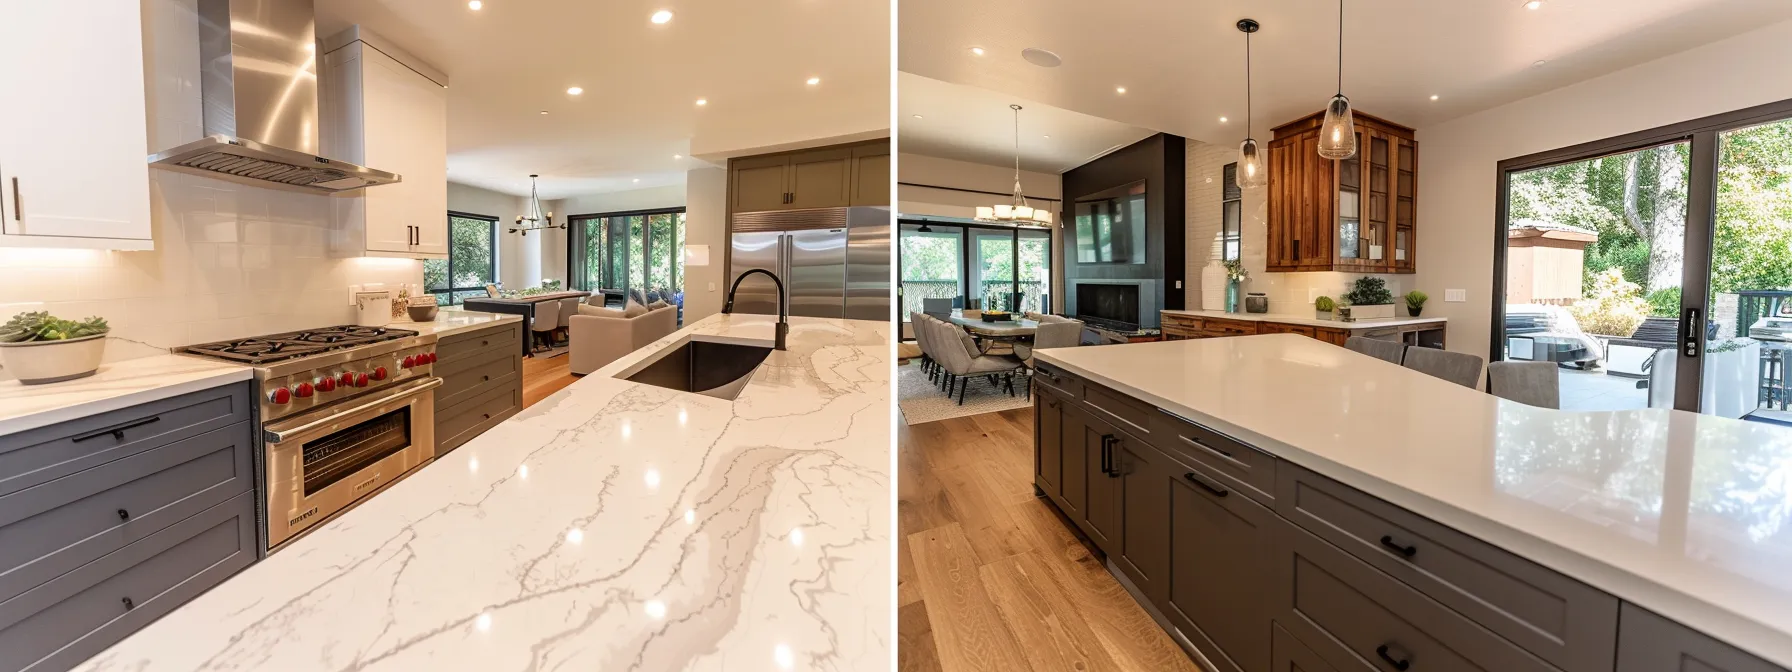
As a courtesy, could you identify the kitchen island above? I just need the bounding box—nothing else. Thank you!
[1032,334,1792,672]
[73,313,890,671]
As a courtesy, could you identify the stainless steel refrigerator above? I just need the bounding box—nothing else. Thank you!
[728,207,890,320]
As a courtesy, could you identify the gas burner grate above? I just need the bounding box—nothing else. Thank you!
[184,326,419,365]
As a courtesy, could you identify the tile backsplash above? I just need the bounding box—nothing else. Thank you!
[0,171,423,378]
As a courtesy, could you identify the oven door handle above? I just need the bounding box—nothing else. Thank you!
[265,378,442,444]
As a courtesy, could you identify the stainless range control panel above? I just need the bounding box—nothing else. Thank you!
[259,342,438,421]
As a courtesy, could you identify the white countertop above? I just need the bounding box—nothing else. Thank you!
[1161,308,1446,330]
[1035,334,1792,667]
[393,310,523,338]
[76,313,891,671]
[0,353,250,437]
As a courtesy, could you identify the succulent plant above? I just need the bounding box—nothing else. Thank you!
[1314,296,1336,312]
[1405,290,1429,310]
[0,311,110,343]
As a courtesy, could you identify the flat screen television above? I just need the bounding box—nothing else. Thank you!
[1073,180,1147,265]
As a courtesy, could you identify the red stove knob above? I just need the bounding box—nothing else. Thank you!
[294,382,314,398]
[372,366,388,381]
[427,352,438,363]
[402,355,416,368]
[339,372,354,387]
[269,387,292,404]
[355,373,369,387]
[318,376,336,392]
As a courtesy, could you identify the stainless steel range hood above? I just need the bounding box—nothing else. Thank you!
[147,0,399,193]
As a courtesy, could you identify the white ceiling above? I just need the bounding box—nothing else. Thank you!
[898,0,1792,151]
[898,72,1154,173]
[316,0,890,200]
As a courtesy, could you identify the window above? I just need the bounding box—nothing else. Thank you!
[423,212,498,305]
[568,208,686,307]
[1222,163,1242,261]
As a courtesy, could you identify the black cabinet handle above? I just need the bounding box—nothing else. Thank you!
[121,596,135,610]
[482,375,490,382]
[1380,535,1418,558]
[1375,644,1410,671]
[72,416,160,443]
[1184,472,1229,497]
[117,508,130,521]
[1100,435,1115,475]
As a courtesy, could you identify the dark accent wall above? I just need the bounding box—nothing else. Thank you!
[1060,133,1187,326]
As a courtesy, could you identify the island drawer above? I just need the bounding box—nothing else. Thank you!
[1277,464,1618,672]
[437,381,521,455]
[0,382,251,500]
[436,321,521,365]
[1616,603,1787,672]
[1198,317,1259,338]
[434,346,521,410]
[1258,322,1317,338]
[1149,409,1276,504]
[0,491,255,672]
[1031,362,1082,400]
[1272,623,1342,672]
[1275,520,1558,672]
[1079,382,1154,441]
[0,422,252,605]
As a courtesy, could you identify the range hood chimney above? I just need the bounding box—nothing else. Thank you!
[148,0,400,193]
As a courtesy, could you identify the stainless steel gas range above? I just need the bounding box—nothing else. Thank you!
[181,326,441,552]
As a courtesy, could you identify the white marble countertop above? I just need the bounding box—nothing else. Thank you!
[0,353,250,437]
[76,313,890,672]
[393,310,523,338]
[1161,308,1447,330]
[1035,334,1792,667]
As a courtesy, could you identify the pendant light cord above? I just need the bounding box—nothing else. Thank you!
[1011,104,1027,208]
[1245,29,1252,138]
[1336,0,1345,95]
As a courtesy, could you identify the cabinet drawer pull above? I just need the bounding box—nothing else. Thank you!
[71,416,161,443]
[482,413,491,420]
[9,177,19,221]
[1100,435,1115,475]
[1379,535,1418,558]
[121,596,135,610]
[1375,644,1410,671]
[1178,434,1231,458]
[117,508,130,521]
[1183,472,1229,497]
[482,375,491,382]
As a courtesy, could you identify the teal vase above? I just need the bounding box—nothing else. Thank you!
[1225,281,1240,313]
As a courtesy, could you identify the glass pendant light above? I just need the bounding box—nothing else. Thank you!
[1235,19,1266,189]
[1316,0,1358,160]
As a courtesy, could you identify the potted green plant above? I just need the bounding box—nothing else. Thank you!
[1342,277,1396,320]
[1314,296,1336,321]
[0,311,110,384]
[1222,259,1249,313]
[1404,290,1428,317]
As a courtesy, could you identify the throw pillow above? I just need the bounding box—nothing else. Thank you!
[577,304,625,318]
[623,301,649,318]
[647,299,670,311]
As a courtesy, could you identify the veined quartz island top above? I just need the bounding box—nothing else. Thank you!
[76,314,890,671]
[392,309,523,338]
[0,353,249,436]
[1035,334,1792,667]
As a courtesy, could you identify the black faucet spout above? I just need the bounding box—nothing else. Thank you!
[721,269,789,351]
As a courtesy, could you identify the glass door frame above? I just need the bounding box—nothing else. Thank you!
[566,207,686,294]
[897,217,1053,334]
[1491,96,1792,412]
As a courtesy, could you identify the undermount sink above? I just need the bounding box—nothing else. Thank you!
[618,338,773,400]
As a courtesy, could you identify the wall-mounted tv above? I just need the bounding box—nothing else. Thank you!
[1073,180,1147,265]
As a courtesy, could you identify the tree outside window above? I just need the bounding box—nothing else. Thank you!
[423,213,498,305]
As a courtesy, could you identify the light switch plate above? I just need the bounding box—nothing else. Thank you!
[1174,280,1182,289]
[1446,289,1467,302]
[708,282,716,292]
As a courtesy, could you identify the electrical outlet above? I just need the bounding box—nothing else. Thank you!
[1446,289,1467,302]
[708,282,716,292]
[1174,280,1182,289]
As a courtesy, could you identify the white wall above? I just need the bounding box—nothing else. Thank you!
[557,185,685,217]
[1416,17,1792,358]
[683,167,728,322]
[447,182,533,290]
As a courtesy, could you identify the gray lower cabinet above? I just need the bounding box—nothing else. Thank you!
[0,381,258,672]
[1273,624,1341,672]
[1618,603,1787,672]
[1033,388,1064,498]
[1162,447,1275,672]
[433,322,524,455]
[1073,406,1121,551]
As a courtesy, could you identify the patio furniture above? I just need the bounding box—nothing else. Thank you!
[1605,316,1679,378]
[1345,336,1406,365]
[1402,347,1485,389]
[1487,361,1561,409]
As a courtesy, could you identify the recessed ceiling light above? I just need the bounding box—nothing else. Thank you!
[467,0,481,9]
[1021,48,1062,68]
[673,154,682,159]
[969,47,985,56]
[806,77,821,86]
[1115,86,1127,94]
[1532,59,1547,68]
[911,114,923,119]
[539,110,548,115]
[1524,0,1543,9]
[650,9,673,23]
[633,178,641,183]
[1042,135,1051,139]
[566,86,583,95]
[1429,94,1439,101]
[1219,116,1228,123]
[695,98,707,106]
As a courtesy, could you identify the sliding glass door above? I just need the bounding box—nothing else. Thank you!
[1495,98,1792,418]
[896,219,1052,327]
[568,209,686,305]
[898,223,964,322]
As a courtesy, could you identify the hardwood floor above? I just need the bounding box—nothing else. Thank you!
[521,354,578,408]
[899,407,1202,672]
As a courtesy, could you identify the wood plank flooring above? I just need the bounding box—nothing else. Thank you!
[521,354,577,408]
[899,406,1202,672]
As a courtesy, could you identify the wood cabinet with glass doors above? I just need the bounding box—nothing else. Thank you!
[1266,110,1417,273]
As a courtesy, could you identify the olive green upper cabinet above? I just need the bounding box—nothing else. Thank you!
[728,140,889,213]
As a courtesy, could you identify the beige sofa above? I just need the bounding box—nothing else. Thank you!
[567,305,679,375]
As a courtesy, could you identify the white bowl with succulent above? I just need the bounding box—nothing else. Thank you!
[0,311,110,384]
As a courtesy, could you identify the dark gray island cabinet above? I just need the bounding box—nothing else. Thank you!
[0,381,258,672]
[1030,361,1788,672]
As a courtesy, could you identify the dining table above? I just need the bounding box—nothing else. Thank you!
[943,311,1039,354]
[461,291,592,357]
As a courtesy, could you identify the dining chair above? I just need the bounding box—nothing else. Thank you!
[1015,318,1084,399]
[1486,361,1561,409]
[1402,347,1485,389]
[1345,337,1407,365]
[922,298,953,318]
[557,297,584,344]
[910,313,936,381]
[931,317,1025,404]
[530,300,561,355]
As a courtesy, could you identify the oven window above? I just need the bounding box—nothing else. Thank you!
[301,408,412,496]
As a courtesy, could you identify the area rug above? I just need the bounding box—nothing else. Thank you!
[898,361,1032,425]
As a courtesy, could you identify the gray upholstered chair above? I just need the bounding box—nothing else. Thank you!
[910,313,936,380]
[931,317,1024,404]
[1402,347,1485,389]
[1345,336,1408,365]
[557,297,584,343]
[529,300,561,355]
[1015,318,1085,399]
[1486,361,1561,409]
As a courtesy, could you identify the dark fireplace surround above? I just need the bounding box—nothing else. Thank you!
[1061,133,1186,330]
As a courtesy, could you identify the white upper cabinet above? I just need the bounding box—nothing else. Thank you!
[322,29,449,259]
[0,1,153,249]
